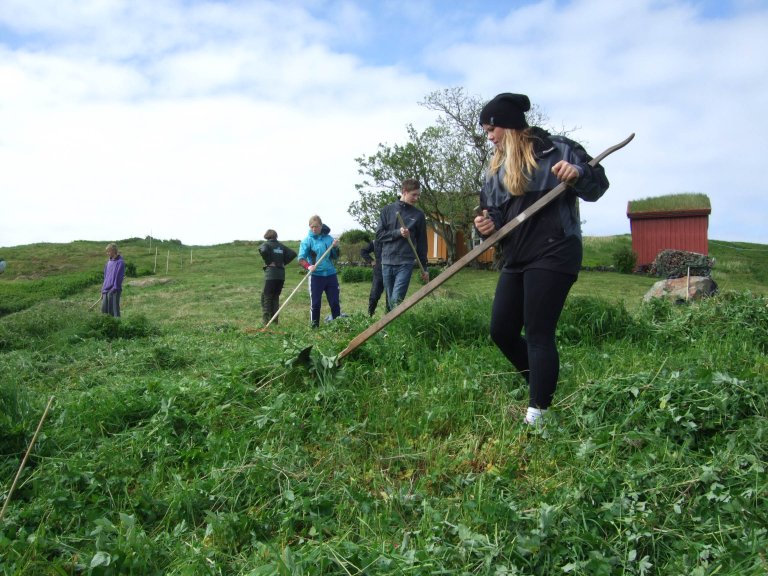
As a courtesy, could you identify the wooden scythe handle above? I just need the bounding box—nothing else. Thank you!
[337,133,635,360]
[396,211,427,275]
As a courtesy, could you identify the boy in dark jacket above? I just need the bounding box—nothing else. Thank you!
[375,179,429,310]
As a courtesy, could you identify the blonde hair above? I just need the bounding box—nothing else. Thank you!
[308,215,322,226]
[487,128,538,197]
[105,242,118,253]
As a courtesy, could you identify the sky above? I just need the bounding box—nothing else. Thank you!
[1,0,767,247]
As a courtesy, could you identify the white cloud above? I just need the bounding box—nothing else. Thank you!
[435,0,768,242]
[1,0,767,248]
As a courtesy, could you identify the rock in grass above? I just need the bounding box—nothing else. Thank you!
[643,276,718,303]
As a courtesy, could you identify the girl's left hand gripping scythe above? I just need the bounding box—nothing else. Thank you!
[336,132,635,362]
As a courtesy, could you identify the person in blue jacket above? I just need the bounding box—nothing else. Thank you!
[298,215,341,327]
[474,92,609,426]
[101,242,125,317]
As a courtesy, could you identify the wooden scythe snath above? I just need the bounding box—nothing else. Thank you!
[396,212,428,276]
[337,133,635,361]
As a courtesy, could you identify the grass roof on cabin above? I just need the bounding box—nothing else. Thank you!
[627,192,711,213]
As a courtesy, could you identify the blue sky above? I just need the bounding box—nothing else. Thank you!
[1,0,767,247]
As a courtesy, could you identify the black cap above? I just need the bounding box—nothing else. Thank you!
[479,93,531,129]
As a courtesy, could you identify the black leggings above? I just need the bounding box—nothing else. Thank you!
[489,269,575,410]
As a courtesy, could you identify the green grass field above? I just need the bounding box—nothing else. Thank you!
[1,237,767,574]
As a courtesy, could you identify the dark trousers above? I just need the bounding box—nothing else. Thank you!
[309,274,341,327]
[262,279,285,324]
[489,269,575,410]
[101,291,121,317]
[368,266,387,316]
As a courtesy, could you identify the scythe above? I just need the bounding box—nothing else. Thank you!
[336,132,635,362]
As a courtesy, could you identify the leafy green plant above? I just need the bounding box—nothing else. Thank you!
[339,265,372,283]
[338,229,371,244]
[612,245,638,274]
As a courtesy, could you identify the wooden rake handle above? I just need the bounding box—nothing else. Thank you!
[337,133,635,361]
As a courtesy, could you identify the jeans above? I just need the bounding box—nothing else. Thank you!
[382,263,414,311]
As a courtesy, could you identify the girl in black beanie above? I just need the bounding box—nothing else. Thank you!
[474,93,609,426]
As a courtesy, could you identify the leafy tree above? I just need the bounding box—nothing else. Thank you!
[350,87,559,262]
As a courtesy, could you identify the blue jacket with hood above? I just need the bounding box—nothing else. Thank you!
[298,224,339,277]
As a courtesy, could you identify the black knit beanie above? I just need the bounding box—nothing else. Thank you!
[479,93,531,129]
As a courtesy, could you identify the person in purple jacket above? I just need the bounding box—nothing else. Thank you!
[101,243,125,317]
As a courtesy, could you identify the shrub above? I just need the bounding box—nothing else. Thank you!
[340,266,372,283]
[612,245,637,274]
[338,241,370,266]
[339,229,371,244]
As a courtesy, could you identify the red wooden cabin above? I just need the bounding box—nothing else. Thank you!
[627,206,711,267]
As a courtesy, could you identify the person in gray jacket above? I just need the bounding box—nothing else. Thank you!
[375,178,429,310]
[474,92,609,427]
[259,229,297,325]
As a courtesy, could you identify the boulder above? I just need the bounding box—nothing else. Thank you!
[643,276,718,303]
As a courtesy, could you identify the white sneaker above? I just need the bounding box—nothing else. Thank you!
[524,407,547,426]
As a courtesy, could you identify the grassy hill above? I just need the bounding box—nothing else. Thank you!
[1,235,766,320]
[1,237,767,574]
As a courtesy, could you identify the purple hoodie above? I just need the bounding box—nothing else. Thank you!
[102,255,125,294]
